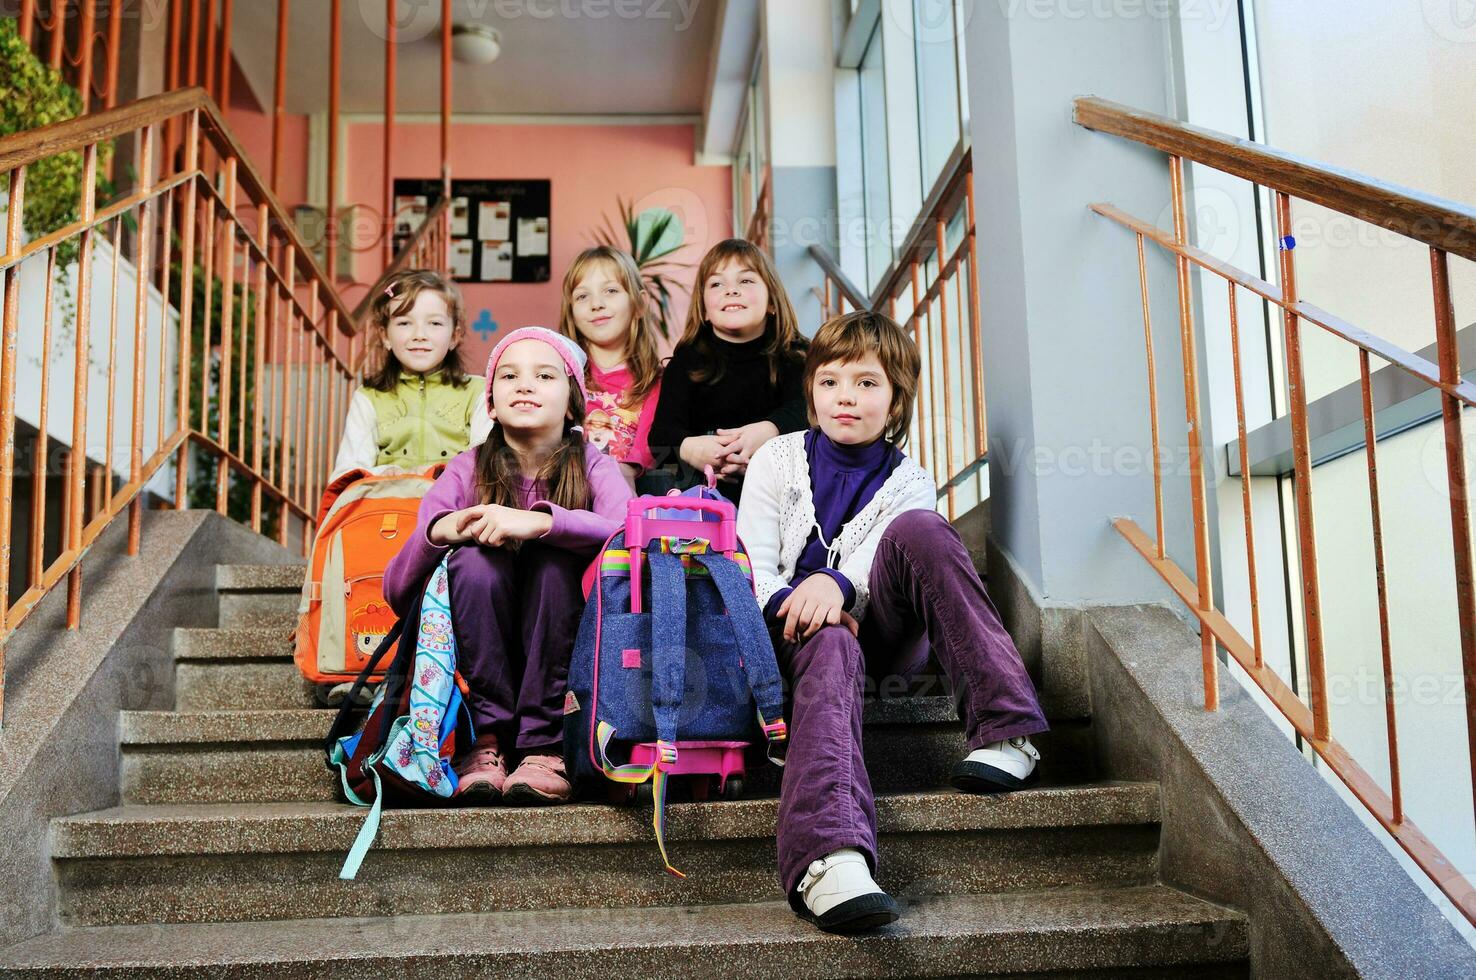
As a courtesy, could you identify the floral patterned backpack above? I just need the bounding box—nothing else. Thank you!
[325,555,473,879]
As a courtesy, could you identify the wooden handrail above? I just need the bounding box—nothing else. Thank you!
[352,197,453,325]
[1074,96,1476,264]
[807,244,870,311]
[868,143,972,310]
[1077,96,1476,928]
[0,86,356,336]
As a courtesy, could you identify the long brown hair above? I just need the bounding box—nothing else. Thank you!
[473,383,591,512]
[676,238,806,386]
[360,269,470,391]
[558,246,662,407]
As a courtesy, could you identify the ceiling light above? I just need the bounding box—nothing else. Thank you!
[451,24,501,65]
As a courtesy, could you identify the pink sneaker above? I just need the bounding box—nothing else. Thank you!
[454,735,508,804]
[503,752,572,805]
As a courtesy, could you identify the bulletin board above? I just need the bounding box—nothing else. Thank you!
[392,178,551,284]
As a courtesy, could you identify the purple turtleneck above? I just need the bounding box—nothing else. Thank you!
[763,427,904,621]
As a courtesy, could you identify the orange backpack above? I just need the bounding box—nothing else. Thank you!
[293,468,441,685]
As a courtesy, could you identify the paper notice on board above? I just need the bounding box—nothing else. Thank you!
[482,241,514,281]
[450,197,471,236]
[393,195,427,236]
[450,239,474,279]
[516,216,549,257]
[479,201,511,241]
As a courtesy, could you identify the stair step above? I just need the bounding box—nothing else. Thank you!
[52,784,1160,926]
[174,660,315,711]
[216,564,307,592]
[117,704,1096,804]
[174,626,295,661]
[172,627,309,711]
[0,884,1248,978]
[215,565,302,629]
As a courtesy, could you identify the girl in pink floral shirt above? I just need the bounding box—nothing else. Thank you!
[558,246,663,484]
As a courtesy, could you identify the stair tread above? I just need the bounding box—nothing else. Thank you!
[174,626,295,660]
[121,698,977,744]
[215,564,307,591]
[0,884,1245,974]
[53,783,1159,858]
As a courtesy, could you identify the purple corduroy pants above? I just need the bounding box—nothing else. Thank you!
[774,508,1049,899]
[445,542,587,753]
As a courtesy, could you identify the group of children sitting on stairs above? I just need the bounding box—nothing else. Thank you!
[324,237,1047,933]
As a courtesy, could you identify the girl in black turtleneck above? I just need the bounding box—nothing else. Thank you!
[648,238,809,502]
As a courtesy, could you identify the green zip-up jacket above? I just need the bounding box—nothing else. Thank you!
[329,371,492,481]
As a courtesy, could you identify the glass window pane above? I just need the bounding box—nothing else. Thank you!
[914,0,962,190]
[859,25,893,290]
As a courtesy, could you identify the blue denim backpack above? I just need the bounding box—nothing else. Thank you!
[564,487,788,876]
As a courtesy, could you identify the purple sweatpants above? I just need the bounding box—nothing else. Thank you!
[775,508,1048,898]
[445,542,588,753]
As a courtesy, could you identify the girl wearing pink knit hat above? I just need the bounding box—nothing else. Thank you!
[383,326,634,805]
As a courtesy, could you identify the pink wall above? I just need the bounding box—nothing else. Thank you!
[223,58,311,214]
[342,119,732,363]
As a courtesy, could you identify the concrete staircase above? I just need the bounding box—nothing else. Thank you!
[0,563,1251,977]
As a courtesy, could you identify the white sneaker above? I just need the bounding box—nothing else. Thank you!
[951,736,1041,793]
[794,848,900,933]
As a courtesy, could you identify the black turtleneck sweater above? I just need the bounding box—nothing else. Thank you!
[647,330,809,471]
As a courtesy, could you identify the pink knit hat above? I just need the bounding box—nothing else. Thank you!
[483,326,590,408]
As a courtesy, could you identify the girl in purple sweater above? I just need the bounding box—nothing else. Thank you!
[383,326,634,806]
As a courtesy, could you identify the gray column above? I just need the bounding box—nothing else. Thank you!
[760,0,839,334]
[963,5,1197,611]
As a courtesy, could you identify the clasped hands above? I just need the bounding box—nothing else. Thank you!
[679,420,779,479]
[430,504,553,548]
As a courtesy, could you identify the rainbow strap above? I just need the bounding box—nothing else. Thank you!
[595,722,685,878]
[758,708,789,767]
[600,547,753,580]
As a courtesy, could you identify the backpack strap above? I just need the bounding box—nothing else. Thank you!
[691,551,789,764]
[647,549,689,878]
[323,614,406,756]
[647,549,687,761]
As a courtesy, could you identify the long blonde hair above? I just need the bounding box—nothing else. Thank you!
[676,238,806,386]
[559,246,662,407]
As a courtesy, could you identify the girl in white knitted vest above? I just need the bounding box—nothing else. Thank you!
[737,311,1048,934]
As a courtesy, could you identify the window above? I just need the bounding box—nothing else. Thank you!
[859,24,892,289]
[913,0,963,190]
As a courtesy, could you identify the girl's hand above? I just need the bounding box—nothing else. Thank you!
[680,434,736,473]
[715,421,780,477]
[430,508,478,546]
[776,573,853,645]
[459,504,554,547]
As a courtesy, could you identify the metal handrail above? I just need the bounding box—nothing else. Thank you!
[352,197,453,327]
[808,143,987,519]
[806,244,869,311]
[0,84,395,727]
[1076,95,1476,925]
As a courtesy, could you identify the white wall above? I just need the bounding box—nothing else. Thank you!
[10,234,181,505]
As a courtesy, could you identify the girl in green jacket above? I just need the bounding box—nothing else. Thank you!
[330,270,492,482]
